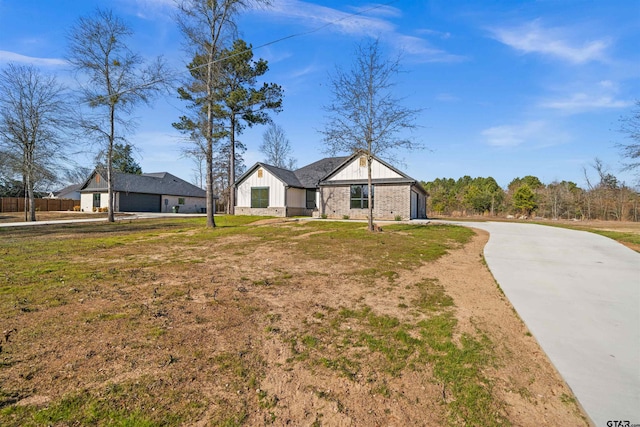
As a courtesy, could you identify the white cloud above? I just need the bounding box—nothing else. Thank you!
[349,4,402,19]
[264,0,394,36]
[257,0,461,63]
[289,63,318,79]
[0,50,66,66]
[122,0,175,19]
[490,19,610,64]
[392,35,466,63]
[540,80,632,114]
[541,93,632,112]
[482,121,568,148]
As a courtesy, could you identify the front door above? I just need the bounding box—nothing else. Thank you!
[93,193,101,209]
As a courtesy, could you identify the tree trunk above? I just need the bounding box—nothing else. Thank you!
[367,154,374,232]
[22,173,28,222]
[205,56,216,228]
[25,145,36,222]
[206,143,215,227]
[107,105,116,223]
[229,117,236,215]
[27,176,36,222]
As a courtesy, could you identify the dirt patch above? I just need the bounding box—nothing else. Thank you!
[250,217,299,226]
[0,220,589,426]
[430,230,587,425]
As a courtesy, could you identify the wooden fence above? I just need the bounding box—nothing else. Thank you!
[0,197,80,213]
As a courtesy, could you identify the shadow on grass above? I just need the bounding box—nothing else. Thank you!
[0,215,267,239]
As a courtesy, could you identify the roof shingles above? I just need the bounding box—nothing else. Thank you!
[82,171,205,198]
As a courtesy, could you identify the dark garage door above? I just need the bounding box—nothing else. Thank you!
[118,193,161,212]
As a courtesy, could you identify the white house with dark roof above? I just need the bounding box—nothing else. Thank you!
[45,183,82,200]
[79,170,206,213]
[235,151,427,220]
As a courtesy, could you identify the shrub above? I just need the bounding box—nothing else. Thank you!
[394,215,402,221]
[342,215,350,220]
[320,213,328,219]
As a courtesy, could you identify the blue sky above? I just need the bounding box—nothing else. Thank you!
[1,0,638,189]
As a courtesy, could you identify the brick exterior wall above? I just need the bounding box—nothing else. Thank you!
[235,206,313,217]
[234,206,287,217]
[319,184,411,220]
[286,207,314,217]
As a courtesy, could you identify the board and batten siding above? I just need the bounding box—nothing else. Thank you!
[327,156,402,181]
[80,192,108,212]
[84,173,107,190]
[236,167,286,207]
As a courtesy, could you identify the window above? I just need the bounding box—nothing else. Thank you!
[306,189,316,209]
[359,156,367,167]
[178,198,185,205]
[93,193,101,208]
[257,168,263,178]
[350,185,373,209]
[251,187,269,208]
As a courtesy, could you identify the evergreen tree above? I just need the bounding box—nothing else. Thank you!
[513,184,537,216]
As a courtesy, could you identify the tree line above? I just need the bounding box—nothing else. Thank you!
[1,1,638,225]
[0,1,282,224]
[0,0,421,229]
[423,167,640,222]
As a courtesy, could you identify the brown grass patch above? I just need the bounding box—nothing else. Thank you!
[0,218,588,426]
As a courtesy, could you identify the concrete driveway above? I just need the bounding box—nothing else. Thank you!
[437,220,639,426]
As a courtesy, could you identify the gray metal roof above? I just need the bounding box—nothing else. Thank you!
[81,171,206,198]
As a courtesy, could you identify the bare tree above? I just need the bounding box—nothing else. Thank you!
[62,164,93,186]
[321,39,421,231]
[0,64,70,221]
[619,99,640,177]
[67,8,167,222]
[182,145,206,189]
[260,123,296,169]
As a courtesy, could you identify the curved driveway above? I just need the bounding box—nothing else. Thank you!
[3,216,637,424]
[439,221,639,426]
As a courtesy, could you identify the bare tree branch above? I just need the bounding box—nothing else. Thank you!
[0,64,72,220]
[260,123,296,169]
[67,8,169,222]
[320,38,422,231]
[618,99,640,178]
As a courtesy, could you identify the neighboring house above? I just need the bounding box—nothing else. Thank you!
[235,151,427,220]
[45,183,82,200]
[79,170,207,213]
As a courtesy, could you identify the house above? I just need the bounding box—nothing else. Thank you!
[45,183,82,200]
[79,170,207,213]
[235,151,427,220]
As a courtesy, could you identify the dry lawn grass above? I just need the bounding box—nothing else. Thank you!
[0,217,588,426]
[0,212,110,223]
